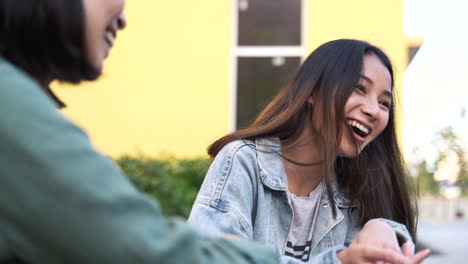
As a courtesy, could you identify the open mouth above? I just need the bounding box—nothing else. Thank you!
[104,29,115,47]
[347,119,371,140]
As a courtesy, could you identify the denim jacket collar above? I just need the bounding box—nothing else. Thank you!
[255,137,354,208]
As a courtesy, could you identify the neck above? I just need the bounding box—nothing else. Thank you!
[281,126,325,196]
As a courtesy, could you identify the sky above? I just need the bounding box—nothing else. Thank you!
[403,0,468,165]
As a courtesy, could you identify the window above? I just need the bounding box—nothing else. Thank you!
[232,0,305,129]
[238,0,301,46]
[236,57,300,128]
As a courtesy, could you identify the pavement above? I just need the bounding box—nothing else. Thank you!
[417,219,468,264]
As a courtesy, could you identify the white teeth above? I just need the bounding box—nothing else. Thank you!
[348,120,370,135]
[105,31,115,46]
[359,124,369,134]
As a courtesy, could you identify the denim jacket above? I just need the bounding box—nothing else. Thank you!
[188,138,413,264]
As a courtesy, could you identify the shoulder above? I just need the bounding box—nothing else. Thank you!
[208,139,259,183]
[0,58,55,115]
[198,140,261,205]
[0,58,89,160]
[0,57,39,92]
[216,139,257,162]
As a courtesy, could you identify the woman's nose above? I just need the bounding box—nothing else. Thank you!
[361,100,379,121]
[117,13,127,30]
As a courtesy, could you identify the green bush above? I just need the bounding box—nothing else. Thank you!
[116,155,211,219]
[412,160,439,195]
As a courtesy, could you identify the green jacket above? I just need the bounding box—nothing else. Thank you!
[0,57,279,264]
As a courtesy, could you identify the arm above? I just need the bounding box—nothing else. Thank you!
[188,142,258,240]
[0,62,278,264]
[343,211,414,253]
[280,245,410,264]
[338,224,430,264]
[340,220,429,264]
[356,219,414,252]
[286,221,427,264]
[187,146,346,264]
[369,218,414,250]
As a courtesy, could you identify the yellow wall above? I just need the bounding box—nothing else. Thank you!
[307,0,406,137]
[54,0,406,158]
[54,1,232,157]
[307,0,406,80]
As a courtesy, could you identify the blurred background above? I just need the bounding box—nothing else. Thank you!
[52,0,467,263]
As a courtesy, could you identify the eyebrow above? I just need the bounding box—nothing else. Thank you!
[383,90,393,100]
[359,74,373,84]
[360,74,393,99]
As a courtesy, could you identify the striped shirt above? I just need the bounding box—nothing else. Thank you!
[285,182,323,261]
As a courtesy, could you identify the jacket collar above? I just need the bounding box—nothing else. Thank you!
[0,57,65,108]
[255,137,355,208]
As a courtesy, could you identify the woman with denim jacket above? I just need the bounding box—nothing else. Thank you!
[188,39,430,264]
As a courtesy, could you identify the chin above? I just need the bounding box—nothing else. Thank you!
[338,145,361,158]
[93,60,104,72]
[338,152,359,158]
[81,63,103,81]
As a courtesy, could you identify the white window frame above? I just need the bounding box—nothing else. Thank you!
[229,0,307,131]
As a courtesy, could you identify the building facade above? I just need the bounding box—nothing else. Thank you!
[54,0,412,157]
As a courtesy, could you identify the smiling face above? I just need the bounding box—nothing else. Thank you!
[83,0,127,73]
[338,53,393,157]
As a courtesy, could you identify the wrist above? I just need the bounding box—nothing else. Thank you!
[363,219,394,233]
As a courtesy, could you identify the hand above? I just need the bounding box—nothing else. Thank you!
[223,234,242,240]
[401,242,431,264]
[354,220,401,254]
[337,243,430,264]
[338,220,431,264]
[338,220,431,263]
[337,242,407,264]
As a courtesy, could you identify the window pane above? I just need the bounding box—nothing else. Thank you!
[236,57,300,129]
[238,0,301,46]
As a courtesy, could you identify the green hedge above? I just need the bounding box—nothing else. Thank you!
[116,155,211,219]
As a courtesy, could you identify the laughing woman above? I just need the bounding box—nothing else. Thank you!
[188,39,430,263]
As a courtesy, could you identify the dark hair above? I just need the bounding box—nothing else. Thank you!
[0,0,100,84]
[208,39,417,240]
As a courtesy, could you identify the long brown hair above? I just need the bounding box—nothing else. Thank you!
[208,39,417,240]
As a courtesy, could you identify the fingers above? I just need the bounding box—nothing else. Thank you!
[354,220,400,254]
[409,249,431,264]
[402,242,412,257]
[223,234,241,240]
[353,233,401,255]
[378,241,402,254]
[341,241,427,264]
[401,242,431,264]
[360,246,406,264]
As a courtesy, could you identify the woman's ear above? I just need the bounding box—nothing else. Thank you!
[307,96,314,105]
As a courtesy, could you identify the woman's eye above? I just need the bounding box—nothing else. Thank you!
[379,101,391,109]
[355,85,366,94]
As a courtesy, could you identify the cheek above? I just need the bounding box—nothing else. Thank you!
[373,116,390,139]
[85,29,99,60]
[343,97,355,113]
[84,18,107,69]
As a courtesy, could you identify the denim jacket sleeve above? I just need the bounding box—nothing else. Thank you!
[279,217,414,264]
[188,141,258,239]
